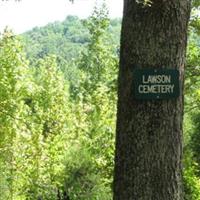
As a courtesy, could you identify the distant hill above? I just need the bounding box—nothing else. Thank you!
[22,16,121,66]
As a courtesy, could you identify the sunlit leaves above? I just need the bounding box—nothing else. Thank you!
[0,29,29,199]
[0,2,120,199]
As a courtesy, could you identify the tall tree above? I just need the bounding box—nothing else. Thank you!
[114,1,191,200]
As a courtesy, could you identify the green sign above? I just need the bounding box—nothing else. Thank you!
[134,68,180,100]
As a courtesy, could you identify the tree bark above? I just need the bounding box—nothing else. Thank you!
[113,1,191,200]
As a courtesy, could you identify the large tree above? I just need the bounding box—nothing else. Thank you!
[114,1,191,200]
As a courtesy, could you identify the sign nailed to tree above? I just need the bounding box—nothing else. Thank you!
[133,68,180,100]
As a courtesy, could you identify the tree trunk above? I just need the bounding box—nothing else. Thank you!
[113,1,191,200]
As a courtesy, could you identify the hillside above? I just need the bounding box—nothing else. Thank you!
[22,15,121,67]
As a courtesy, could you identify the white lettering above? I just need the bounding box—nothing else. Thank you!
[138,84,175,94]
[142,75,171,84]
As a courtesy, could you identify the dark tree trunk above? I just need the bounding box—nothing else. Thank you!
[63,191,70,200]
[114,1,191,200]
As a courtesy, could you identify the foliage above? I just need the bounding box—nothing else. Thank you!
[22,16,121,76]
[183,2,200,199]
[0,3,119,199]
[183,152,200,200]
[65,4,118,199]
[0,28,29,200]
[63,143,112,200]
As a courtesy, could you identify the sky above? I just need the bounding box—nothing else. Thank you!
[0,0,123,34]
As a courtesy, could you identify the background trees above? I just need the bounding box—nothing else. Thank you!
[0,4,119,200]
